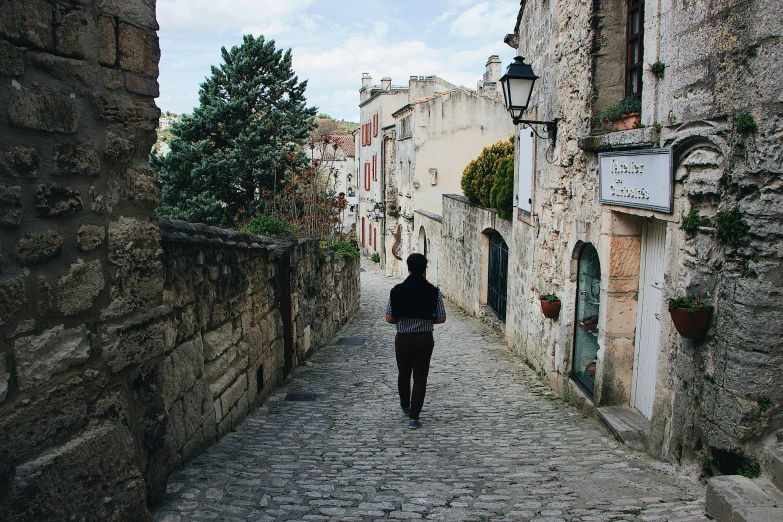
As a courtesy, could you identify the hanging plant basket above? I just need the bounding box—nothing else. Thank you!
[670,307,712,340]
[667,296,713,340]
[540,295,561,319]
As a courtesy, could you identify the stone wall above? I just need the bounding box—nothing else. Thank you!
[438,195,512,319]
[461,0,783,470]
[156,219,359,480]
[0,1,164,519]
[0,2,360,520]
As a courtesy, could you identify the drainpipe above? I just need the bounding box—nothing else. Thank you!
[380,132,386,271]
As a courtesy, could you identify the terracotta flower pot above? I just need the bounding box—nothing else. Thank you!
[612,112,641,131]
[670,307,712,340]
[541,299,561,319]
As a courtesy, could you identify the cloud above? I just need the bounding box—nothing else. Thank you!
[156,0,314,36]
[449,1,518,39]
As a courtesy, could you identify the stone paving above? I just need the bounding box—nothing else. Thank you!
[152,262,708,522]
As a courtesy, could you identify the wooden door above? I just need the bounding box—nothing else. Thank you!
[632,219,666,420]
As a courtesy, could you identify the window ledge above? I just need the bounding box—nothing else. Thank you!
[578,127,660,153]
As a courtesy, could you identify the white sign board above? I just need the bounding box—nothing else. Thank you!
[517,130,534,213]
[599,149,673,213]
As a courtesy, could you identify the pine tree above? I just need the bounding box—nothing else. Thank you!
[152,34,317,226]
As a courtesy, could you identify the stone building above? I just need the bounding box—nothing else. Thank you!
[307,135,356,234]
[436,0,783,474]
[357,60,515,279]
[0,1,359,519]
[356,74,410,258]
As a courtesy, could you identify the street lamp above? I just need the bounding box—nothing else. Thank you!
[500,56,559,151]
[367,202,384,222]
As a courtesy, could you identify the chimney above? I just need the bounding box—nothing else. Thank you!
[485,55,502,83]
[362,73,372,89]
[381,77,391,91]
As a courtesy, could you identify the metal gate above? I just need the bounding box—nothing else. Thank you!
[488,232,508,321]
[632,219,666,420]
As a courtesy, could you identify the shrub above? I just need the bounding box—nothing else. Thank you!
[666,295,712,313]
[243,214,292,237]
[650,60,666,79]
[716,205,749,246]
[540,294,560,302]
[681,207,700,232]
[490,156,515,220]
[370,252,380,263]
[735,113,757,135]
[600,95,642,123]
[461,137,515,207]
[321,238,359,260]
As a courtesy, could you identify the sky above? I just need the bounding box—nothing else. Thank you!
[156,0,520,122]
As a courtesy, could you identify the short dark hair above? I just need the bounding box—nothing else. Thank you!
[406,253,427,276]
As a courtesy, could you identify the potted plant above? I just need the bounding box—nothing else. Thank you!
[540,294,561,319]
[600,95,642,130]
[666,295,713,340]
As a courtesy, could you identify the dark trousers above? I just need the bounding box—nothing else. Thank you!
[395,332,434,420]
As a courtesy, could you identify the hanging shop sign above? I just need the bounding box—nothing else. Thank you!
[598,149,673,213]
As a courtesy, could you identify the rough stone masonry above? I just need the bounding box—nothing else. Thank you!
[0,2,360,520]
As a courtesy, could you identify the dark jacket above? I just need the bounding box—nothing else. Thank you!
[389,275,439,320]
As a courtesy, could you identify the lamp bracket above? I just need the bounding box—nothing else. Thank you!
[514,118,559,146]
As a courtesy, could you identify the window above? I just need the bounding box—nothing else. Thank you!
[626,0,644,97]
[373,228,377,252]
[399,115,411,139]
[364,163,371,190]
[361,217,366,247]
[372,155,377,181]
[373,114,379,136]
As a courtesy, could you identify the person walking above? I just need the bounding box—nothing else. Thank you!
[385,253,446,429]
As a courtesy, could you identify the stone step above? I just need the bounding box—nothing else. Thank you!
[706,475,783,522]
[597,405,650,452]
[771,453,783,493]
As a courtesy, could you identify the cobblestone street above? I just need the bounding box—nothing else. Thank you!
[152,263,708,522]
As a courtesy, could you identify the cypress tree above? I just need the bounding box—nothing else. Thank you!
[152,34,317,226]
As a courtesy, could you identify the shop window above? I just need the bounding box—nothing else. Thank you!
[572,243,601,397]
[626,0,644,97]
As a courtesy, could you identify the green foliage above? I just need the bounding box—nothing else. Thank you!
[540,294,560,302]
[650,60,666,79]
[681,207,701,232]
[321,238,359,260]
[738,460,761,479]
[241,214,294,237]
[758,396,774,413]
[370,252,380,263]
[666,295,713,313]
[387,203,400,218]
[152,34,317,226]
[600,95,642,123]
[461,137,514,207]
[716,205,750,246]
[735,113,757,135]
[489,156,515,220]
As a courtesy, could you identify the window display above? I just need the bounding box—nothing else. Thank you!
[572,243,601,397]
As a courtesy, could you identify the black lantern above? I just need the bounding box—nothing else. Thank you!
[368,202,384,222]
[346,172,352,183]
[499,56,559,154]
[499,56,538,122]
[346,186,354,197]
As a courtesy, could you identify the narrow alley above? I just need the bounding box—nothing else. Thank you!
[152,265,708,522]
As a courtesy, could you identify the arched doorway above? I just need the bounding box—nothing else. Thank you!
[418,226,427,256]
[487,232,508,321]
[572,243,601,397]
